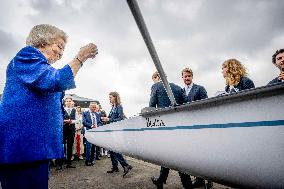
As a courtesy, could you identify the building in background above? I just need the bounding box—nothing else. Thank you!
[64,94,100,109]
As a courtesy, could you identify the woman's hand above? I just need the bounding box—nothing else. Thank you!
[76,43,98,63]
[101,117,109,122]
[69,43,98,76]
[278,72,284,80]
[64,119,72,124]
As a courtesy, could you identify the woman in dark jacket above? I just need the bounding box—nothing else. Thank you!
[222,58,255,93]
[101,91,132,177]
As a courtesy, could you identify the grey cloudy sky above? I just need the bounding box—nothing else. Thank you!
[0,0,284,116]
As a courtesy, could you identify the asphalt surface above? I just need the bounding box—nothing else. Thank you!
[49,156,231,189]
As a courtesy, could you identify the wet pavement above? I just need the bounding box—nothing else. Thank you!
[49,156,231,189]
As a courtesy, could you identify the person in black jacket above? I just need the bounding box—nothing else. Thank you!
[181,68,208,102]
[222,58,255,93]
[150,72,192,189]
[56,97,78,170]
[101,92,133,177]
[181,68,208,188]
[268,49,284,85]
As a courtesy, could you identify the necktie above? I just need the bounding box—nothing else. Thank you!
[68,109,71,115]
[92,112,97,125]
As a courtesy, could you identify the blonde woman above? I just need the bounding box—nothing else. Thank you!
[222,58,255,93]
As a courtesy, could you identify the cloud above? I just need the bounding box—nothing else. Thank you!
[1,0,283,116]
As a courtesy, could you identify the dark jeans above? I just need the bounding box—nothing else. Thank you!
[85,140,96,163]
[109,151,128,168]
[158,166,193,189]
[0,161,49,189]
[96,146,101,158]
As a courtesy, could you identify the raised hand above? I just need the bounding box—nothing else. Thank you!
[76,43,98,63]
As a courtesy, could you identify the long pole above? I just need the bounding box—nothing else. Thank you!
[126,0,177,106]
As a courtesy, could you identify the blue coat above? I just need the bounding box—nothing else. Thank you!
[225,77,255,93]
[267,77,283,85]
[82,111,103,130]
[108,105,124,123]
[0,46,76,164]
[183,83,208,102]
[149,81,188,108]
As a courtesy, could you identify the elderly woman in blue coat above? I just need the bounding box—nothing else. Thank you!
[0,24,98,189]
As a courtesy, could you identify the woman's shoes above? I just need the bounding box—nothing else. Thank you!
[107,167,119,173]
[122,165,133,177]
[151,177,163,189]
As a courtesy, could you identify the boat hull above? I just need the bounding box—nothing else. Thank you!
[86,84,284,188]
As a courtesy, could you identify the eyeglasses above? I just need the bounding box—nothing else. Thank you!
[56,44,64,50]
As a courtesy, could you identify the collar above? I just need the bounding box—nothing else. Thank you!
[185,82,194,89]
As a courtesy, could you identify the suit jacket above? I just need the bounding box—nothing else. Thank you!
[149,81,188,108]
[108,105,124,123]
[267,77,283,85]
[0,46,76,164]
[63,108,76,135]
[183,83,208,103]
[82,111,103,130]
[225,77,255,93]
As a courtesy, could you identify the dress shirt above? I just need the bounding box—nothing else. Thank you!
[229,85,239,93]
[64,107,79,124]
[185,82,194,96]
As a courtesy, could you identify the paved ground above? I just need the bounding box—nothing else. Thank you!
[49,156,232,189]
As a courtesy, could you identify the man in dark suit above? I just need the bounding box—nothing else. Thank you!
[149,72,188,108]
[181,68,208,102]
[82,102,103,166]
[181,68,208,188]
[150,71,192,189]
[268,48,284,85]
[56,97,77,169]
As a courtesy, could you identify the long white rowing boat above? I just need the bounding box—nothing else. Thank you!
[86,1,284,188]
[86,83,284,188]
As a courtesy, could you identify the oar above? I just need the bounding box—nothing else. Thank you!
[126,0,177,107]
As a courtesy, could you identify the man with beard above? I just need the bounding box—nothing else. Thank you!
[181,68,207,102]
[181,68,208,188]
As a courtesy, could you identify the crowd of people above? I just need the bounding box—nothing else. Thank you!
[148,51,284,189]
[0,22,283,189]
[54,93,133,179]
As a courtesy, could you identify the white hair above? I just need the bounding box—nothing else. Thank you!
[26,24,68,47]
[89,102,98,107]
